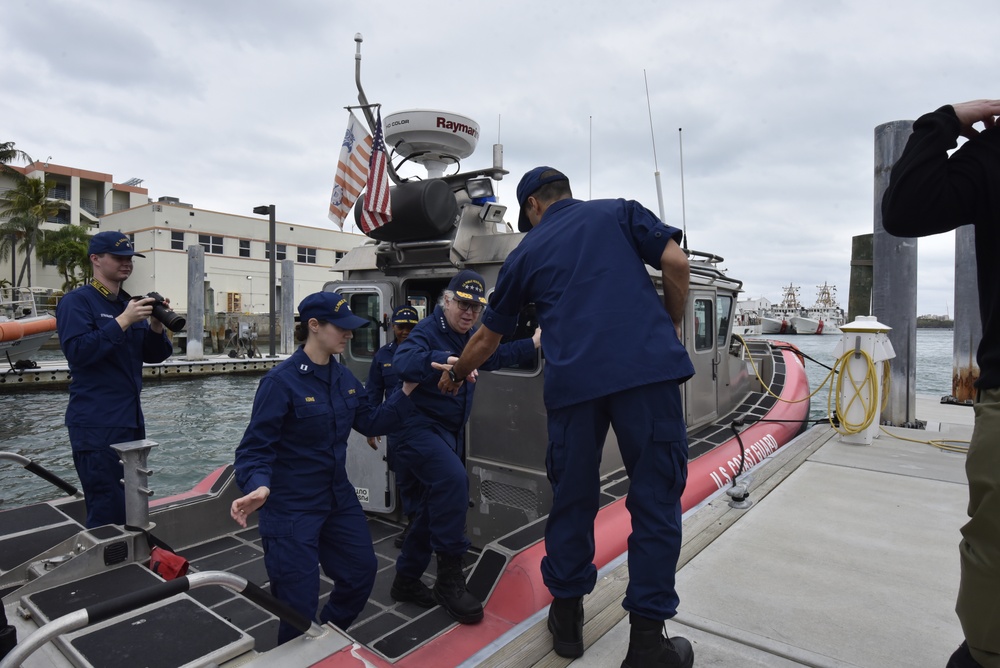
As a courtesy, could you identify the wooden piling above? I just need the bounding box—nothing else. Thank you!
[848,233,873,324]
[952,225,981,403]
[873,120,918,426]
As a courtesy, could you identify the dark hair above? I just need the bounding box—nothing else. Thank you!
[534,171,572,203]
[294,319,328,342]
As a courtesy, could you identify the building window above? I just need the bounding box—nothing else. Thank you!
[335,251,346,262]
[239,239,250,258]
[297,247,317,264]
[198,234,223,254]
[171,231,184,250]
[227,293,242,313]
[266,243,286,261]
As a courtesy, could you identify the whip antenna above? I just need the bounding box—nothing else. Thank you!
[643,70,666,222]
[678,127,689,252]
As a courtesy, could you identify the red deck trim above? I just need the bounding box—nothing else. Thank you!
[302,347,810,667]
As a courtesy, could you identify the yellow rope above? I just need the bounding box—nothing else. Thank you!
[828,349,880,435]
[734,334,971,451]
[877,426,970,453]
[735,335,829,404]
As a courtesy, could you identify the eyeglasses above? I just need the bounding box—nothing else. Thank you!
[454,300,484,314]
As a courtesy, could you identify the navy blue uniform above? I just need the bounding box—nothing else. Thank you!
[392,306,535,577]
[482,197,694,621]
[234,347,412,643]
[57,282,173,528]
[366,341,421,517]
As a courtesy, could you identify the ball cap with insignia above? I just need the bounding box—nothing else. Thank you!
[296,292,369,329]
[88,231,145,257]
[447,269,488,305]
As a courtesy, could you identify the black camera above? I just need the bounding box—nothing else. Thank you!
[139,292,186,332]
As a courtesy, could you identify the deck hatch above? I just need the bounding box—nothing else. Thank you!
[68,597,251,668]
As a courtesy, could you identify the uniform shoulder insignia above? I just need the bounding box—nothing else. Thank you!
[299,363,309,372]
[348,388,356,395]
[304,396,316,402]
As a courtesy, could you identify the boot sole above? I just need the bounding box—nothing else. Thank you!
[547,616,584,658]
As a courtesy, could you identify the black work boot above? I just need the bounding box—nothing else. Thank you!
[394,514,414,548]
[390,572,436,608]
[947,641,985,668]
[548,596,584,658]
[620,613,693,668]
[433,553,483,624]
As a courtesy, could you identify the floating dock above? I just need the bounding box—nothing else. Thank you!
[467,395,974,667]
[0,354,287,390]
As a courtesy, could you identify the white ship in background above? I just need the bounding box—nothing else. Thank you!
[806,282,846,334]
[743,283,845,335]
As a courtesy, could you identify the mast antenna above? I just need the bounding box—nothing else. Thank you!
[643,70,666,223]
[678,127,689,252]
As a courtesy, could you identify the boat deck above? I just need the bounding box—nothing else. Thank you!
[468,394,973,667]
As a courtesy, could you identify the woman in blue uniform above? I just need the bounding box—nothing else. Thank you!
[230,292,416,644]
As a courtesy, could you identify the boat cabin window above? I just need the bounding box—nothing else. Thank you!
[348,293,382,360]
[717,295,733,349]
[693,298,714,352]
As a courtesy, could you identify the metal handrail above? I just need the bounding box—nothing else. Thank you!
[0,571,327,668]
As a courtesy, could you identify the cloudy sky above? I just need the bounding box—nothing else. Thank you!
[3,0,995,317]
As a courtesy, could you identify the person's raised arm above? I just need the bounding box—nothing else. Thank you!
[660,239,689,340]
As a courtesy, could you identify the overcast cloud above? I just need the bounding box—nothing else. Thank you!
[4,0,995,316]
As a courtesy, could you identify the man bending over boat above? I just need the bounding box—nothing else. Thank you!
[883,99,1000,668]
[437,167,695,668]
[57,231,173,528]
[230,292,416,644]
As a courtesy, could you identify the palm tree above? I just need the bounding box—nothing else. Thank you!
[0,142,33,181]
[36,224,92,291]
[0,176,66,288]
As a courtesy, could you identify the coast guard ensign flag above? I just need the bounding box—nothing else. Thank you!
[328,112,373,228]
[359,108,392,234]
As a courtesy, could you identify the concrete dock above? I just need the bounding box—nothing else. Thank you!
[0,354,288,390]
[469,395,974,667]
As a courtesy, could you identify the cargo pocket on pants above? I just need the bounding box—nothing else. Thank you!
[652,419,688,504]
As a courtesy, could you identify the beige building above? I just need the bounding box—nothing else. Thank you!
[0,161,149,290]
[1,161,366,316]
[102,199,364,317]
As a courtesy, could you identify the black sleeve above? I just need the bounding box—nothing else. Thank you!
[881,105,996,237]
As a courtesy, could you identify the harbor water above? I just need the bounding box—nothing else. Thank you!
[0,329,957,510]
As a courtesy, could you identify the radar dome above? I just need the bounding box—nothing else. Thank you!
[383,110,480,164]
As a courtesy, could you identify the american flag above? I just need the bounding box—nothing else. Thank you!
[328,112,372,228]
[359,108,392,234]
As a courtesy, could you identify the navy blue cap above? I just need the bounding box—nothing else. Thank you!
[391,305,419,326]
[516,166,568,233]
[88,231,145,257]
[296,292,369,329]
[447,270,488,305]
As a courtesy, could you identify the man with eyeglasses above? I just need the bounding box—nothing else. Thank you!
[56,231,174,528]
[390,269,541,623]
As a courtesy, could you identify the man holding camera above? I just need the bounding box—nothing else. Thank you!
[57,230,174,528]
